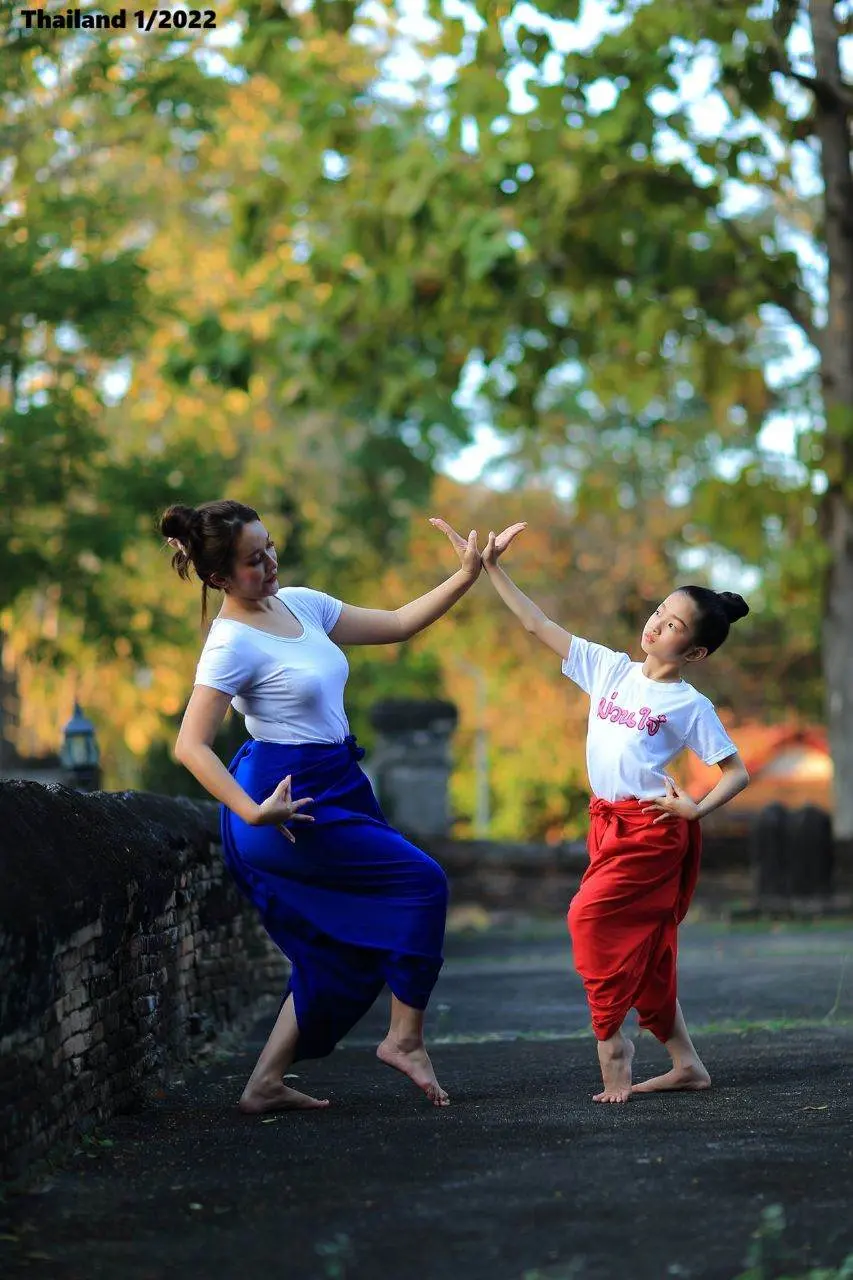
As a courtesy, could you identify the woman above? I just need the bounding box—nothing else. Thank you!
[455,518,751,1103]
[162,499,521,1113]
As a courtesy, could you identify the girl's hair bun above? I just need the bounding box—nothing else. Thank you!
[717,591,749,623]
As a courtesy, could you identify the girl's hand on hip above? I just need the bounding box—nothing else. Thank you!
[641,776,700,824]
[429,517,482,581]
[252,775,315,842]
[482,522,528,568]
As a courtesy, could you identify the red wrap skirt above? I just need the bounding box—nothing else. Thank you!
[567,797,702,1042]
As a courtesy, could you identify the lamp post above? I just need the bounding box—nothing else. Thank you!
[60,702,101,792]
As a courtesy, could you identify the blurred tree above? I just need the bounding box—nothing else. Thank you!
[0,5,231,612]
[0,7,236,775]
[422,0,844,825]
[168,0,831,729]
[382,475,683,838]
[2,0,845,832]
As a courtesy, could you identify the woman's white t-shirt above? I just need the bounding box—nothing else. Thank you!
[562,636,737,801]
[194,587,349,744]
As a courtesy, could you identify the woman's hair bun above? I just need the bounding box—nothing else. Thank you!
[717,591,749,622]
[160,504,196,543]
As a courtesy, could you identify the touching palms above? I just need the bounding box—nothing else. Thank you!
[429,516,527,567]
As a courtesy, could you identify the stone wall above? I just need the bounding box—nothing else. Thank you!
[428,832,755,910]
[0,781,287,1183]
[428,837,588,911]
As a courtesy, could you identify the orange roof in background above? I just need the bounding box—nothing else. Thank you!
[684,720,832,814]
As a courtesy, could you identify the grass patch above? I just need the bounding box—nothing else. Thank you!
[692,918,853,937]
[734,1204,853,1279]
[682,1015,853,1037]
[518,1206,853,1279]
[343,1015,853,1050]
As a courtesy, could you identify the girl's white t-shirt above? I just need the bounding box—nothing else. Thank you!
[194,587,350,744]
[562,636,737,801]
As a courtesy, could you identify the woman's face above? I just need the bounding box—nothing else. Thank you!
[223,520,279,600]
[640,591,704,663]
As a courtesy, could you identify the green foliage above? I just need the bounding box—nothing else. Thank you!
[1,0,841,800]
[735,1204,853,1280]
[0,16,231,622]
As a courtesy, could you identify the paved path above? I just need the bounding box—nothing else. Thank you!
[3,920,853,1280]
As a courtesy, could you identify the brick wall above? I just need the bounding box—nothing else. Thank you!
[0,781,287,1183]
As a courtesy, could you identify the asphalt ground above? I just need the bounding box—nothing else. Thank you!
[3,917,853,1280]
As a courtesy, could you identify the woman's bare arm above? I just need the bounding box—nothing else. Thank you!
[329,568,477,646]
[175,685,315,836]
[175,685,264,823]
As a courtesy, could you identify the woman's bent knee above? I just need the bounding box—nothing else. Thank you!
[425,857,449,909]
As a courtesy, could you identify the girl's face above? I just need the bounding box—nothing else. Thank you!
[640,592,706,664]
[221,520,279,600]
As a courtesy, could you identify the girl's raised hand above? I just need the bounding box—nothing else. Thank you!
[253,774,315,842]
[482,522,528,568]
[640,776,700,824]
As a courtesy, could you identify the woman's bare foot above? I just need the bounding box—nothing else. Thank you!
[632,1059,711,1094]
[376,1036,450,1106]
[593,1033,635,1104]
[238,1078,330,1114]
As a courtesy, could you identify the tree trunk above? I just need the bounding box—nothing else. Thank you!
[810,2,853,847]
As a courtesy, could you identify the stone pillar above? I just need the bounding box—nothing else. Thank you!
[368,699,458,838]
[750,803,791,900]
[750,803,834,909]
[788,805,833,897]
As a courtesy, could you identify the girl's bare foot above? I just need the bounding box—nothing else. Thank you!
[632,1059,711,1094]
[238,1078,330,1114]
[376,1036,450,1106]
[593,1033,635,1104]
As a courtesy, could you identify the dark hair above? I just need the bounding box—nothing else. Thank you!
[676,585,749,656]
[160,499,260,624]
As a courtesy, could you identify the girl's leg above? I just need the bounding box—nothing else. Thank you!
[632,999,711,1094]
[593,1026,635,1104]
[376,995,449,1107]
[238,993,330,1113]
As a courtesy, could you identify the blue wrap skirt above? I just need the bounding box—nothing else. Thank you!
[220,734,449,1061]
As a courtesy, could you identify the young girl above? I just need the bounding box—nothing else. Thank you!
[477,523,750,1103]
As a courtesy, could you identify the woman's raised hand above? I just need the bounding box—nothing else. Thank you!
[482,522,528,568]
[252,774,315,842]
[428,518,482,581]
